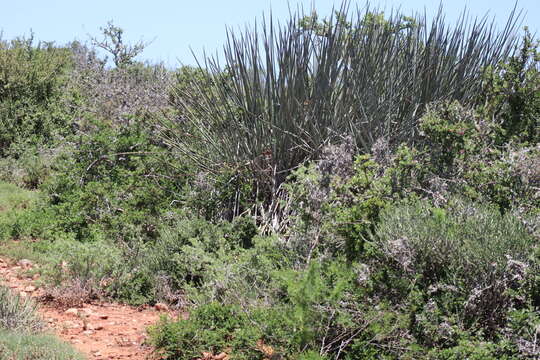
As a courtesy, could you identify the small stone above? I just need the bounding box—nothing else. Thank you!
[24,285,36,292]
[154,302,169,311]
[32,273,40,280]
[17,259,33,268]
[214,353,228,360]
[86,323,103,331]
[63,320,80,329]
[19,291,27,297]
[82,330,95,336]
[65,308,79,316]
[80,308,93,317]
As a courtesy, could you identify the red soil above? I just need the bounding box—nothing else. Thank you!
[0,256,178,360]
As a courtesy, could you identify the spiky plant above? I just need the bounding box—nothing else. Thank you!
[162,2,521,206]
[0,286,44,333]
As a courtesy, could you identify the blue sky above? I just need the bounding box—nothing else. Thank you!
[2,1,539,67]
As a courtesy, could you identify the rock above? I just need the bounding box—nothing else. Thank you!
[19,291,27,297]
[65,308,80,316]
[86,323,103,331]
[136,334,147,343]
[24,285,36,292]
[32,273,40,280]
[17,259,33,268]
[82,330,95,336]
[214,353,228,360]
[154,302,169,312]
[80,308,93,317]
[63,320,80,329]
[60,261,69,272]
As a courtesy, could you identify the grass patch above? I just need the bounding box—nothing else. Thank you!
[0,286,43,333]
[0,286,84,359]
[0,330,84,360]
[0,182,43,242]
[0,182,39,213]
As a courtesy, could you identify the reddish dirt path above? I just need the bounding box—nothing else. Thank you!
[0,256,176,360]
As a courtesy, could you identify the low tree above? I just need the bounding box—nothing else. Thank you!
[89,21,151,68]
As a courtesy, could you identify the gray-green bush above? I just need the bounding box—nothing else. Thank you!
[375,198,535,289]
[0,286,43,334]
[0,330,84,360]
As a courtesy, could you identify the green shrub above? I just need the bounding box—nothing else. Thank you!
[298,351,329,360]
[149,303,262,360]
[41,122,187,242]
[149,258,399,359]
[0,144,65,189]
[42,239,122,286]
[0,35,73,156]
[283,100,538,267]
[426,339,518,360]
[284,146,407,262]
[480,29,539,145]
[108,215,262,305]
[415,101,539,212]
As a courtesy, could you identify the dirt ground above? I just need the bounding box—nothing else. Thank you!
[0,256,178,360]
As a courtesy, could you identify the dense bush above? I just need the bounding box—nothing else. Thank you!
[480,29,539,145]
[0,35,73,157]
[148,261,375,359]
[41,122,186,242]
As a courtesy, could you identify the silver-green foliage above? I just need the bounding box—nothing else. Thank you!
[0,286,43,334]
[164,2,521,192]
[0,330,84,360]
[375,198,535,288]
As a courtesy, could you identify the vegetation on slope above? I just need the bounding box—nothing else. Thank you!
[0,2,538,359]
